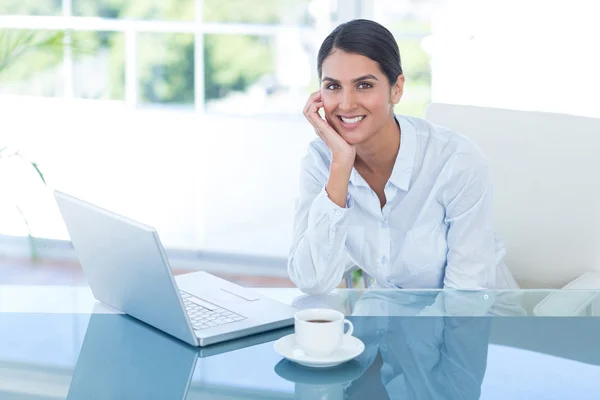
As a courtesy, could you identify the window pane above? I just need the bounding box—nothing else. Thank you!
[72,0,195,21]
[394,37,431,117]
[137,32,194,105]
[0,0,61,16]
[203,0,312,24]
[0,29,64,97]
[71,31,125,100]
[204,32,315,115]
[372,0,435,117]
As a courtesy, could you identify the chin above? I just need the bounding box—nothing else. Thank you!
[338,128,371,145]
[339,130,371,146]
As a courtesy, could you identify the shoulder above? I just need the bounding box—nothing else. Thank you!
[400,114,488,168]
[297,138,332,182]
[303,138,332,168]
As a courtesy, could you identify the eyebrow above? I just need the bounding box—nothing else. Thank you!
[322,74,379,83]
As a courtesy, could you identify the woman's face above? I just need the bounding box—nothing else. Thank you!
[320,49,404,146]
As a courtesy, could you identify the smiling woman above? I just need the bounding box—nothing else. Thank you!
[289,19,519,294]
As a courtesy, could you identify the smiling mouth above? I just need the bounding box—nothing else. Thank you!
[338,115,365,125]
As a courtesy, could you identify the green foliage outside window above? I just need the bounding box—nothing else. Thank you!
[0,1,432,115]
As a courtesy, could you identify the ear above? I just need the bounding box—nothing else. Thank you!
[390,74,405,105]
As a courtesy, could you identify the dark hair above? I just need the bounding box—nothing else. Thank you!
[317,19,402,85]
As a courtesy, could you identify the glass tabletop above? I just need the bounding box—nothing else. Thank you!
[1,289,600,399]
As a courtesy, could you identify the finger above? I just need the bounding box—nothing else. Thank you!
[303,91,322,116]
[306,101,324,128]
[308,106,336,140]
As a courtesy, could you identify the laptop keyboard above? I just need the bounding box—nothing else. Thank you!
[179,290,246,331]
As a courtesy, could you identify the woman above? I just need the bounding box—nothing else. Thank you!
[287,19,518,294]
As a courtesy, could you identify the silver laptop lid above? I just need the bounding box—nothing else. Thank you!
[54,190,197,345]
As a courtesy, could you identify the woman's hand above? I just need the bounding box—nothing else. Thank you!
[303,91,356,168]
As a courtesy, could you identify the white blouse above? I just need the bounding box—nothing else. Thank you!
[288,115,518,294]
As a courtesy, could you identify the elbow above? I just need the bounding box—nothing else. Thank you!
[299,282,336,296]
[287,255,337,295]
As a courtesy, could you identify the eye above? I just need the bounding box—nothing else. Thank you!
[357,82,373,89]
[325,83,340,90]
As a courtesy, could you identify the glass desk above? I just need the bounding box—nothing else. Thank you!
[1,286,600,399]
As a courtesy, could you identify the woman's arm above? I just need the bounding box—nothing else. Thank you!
[442,151,497,290]
[287,144,356,294]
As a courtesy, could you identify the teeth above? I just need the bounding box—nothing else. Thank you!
[340,116,364,124]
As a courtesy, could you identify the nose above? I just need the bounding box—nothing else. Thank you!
[338,89,357,112]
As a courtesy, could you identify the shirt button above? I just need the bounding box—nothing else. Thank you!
[381,256,388,264]
[381,221,387,228]
[334,209,341,216]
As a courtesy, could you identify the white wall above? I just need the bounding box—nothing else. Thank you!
[427,0,600,118]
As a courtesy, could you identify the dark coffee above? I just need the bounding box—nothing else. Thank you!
[307,319,332,323]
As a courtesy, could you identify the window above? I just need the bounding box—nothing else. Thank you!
[71,31,125,100]
[4,0,595,275]
[203,0,312,24]
[0,29,65,97]
[0,0,345,260]
[72,0,195,21]
[138,32,195,105]
[371,0,436,117]
[0,1,61,16]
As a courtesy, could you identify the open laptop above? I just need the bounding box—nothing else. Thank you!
[54,190,297,346]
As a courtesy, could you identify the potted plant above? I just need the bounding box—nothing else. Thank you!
[0,30,68,259]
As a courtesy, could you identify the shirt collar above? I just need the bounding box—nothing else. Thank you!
[349,115,417,191]
[388,115,417,191]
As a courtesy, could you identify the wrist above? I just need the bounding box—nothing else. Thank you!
[331,155,354,172]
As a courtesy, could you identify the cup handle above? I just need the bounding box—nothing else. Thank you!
[343,319,354,336]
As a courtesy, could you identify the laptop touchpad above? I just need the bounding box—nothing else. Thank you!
[209,288,259,303]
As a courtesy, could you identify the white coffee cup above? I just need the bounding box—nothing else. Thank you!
[294,308,354,357]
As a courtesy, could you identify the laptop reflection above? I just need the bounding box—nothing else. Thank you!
[67,306,292,399]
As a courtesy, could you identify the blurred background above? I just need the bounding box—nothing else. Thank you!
[0,0,598,286]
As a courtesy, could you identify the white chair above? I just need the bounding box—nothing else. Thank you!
[426,103,600,315]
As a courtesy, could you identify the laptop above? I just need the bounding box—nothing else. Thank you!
[54,190,297,346]
[67,306,293,399]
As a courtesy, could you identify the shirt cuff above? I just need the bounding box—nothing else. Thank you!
[323,186,354,214]
[308,187,353,226]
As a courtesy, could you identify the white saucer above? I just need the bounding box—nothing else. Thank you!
[274,334,365,368]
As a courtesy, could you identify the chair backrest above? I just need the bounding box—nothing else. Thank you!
[425,103,600,288]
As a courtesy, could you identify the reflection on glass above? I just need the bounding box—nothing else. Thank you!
[275,359,364,399]
[67,313,198,399]
[72,0,195,21]
[350,290,527,317]
[0,29,64,97]
[0,0,61,16]
[137,32,195,105]
[204,33,314,115]
[71,31,125,100]
[203,0,312,24]
[346,315,491,399]
[281,291,494,400]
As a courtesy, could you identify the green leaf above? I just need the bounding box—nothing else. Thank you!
[30,161,47,185]
[0,30,93,80]
[14,203,39,260]
[12,152,47,185]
